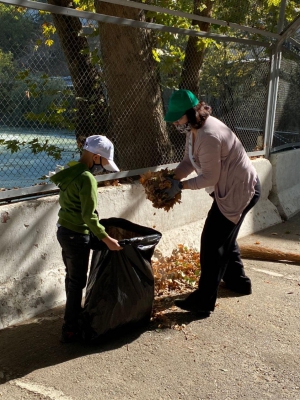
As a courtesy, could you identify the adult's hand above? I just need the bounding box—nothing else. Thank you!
[162,178,183,201]
[102,236,123,251]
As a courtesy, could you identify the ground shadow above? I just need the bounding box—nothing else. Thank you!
[153,284,249,312]
[0,305,147,384]
[0,286,244,384]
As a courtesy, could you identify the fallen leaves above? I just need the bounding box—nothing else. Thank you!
[150,245,203,331]
[140,168,181,211]
[151,246,200,330]
[100,179,120,187]
[153,244,200,296]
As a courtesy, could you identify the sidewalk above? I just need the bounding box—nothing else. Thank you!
[238,212,300,257]
[0,214,300,399]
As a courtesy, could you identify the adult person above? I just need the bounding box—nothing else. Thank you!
[163,89,261,318]
[50,135,122,342]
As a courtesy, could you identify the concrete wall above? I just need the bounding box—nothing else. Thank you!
[269,149,300,220]
[0,155,295,329]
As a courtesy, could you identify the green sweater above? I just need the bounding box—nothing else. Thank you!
[50,161,107,240]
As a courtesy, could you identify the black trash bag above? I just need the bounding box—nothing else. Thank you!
[81,218,161,342]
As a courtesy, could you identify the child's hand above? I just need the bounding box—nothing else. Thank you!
[102,236,123,251]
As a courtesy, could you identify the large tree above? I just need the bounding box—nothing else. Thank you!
[179,0,214,93]
[48,0,109,147]
[5,0,299,163]
[45,0,172,168]
[153,0,299,94]
[95,1,171,169]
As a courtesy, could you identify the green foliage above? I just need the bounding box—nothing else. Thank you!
[73,0,95,12]
[212,0,299,33]
[146,0,299,92]
[0,4,37,57]
[0,49,14,76]
[0,138,63,160]
[199,44,255,93]
[146,2,217,89]
[0,49,17,114]
[9,72,76,130]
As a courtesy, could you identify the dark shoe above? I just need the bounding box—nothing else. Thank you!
[174,297,210,318]
[224,280,252,295]
[60,324,81,344]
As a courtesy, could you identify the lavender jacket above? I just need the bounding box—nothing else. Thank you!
[175,116,258,224]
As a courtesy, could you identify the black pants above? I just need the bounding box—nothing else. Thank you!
[57,226,90,328]
[197,179,261,311]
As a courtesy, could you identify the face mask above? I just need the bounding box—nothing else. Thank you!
[175,122,192,134]
[90,163,105,175]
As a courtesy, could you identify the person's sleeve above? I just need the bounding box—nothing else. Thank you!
[185,134,221,190]
[79,174,108,240]
[174,135,195,179]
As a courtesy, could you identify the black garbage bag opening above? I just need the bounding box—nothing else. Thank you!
[81,218,162,342]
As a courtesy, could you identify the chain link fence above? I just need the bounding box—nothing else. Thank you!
[0,0,299,197]
[273,45,300,152]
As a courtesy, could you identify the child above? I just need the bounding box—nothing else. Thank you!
[50,135,122,342]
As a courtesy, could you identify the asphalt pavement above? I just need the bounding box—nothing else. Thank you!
[0,213,300,399]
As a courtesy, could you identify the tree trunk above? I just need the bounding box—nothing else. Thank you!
[95,1,171,170]
[180,0,214,94]
[48,0,109,147]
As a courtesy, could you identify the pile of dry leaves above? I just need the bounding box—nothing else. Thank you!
[151,244,201,330]
[139,168,182,211]
[153,244,200,296]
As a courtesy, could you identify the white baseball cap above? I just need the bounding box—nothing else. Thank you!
[83,135,120,172]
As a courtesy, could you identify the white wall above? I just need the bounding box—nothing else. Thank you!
[269,149,300,220]
[0,157,289,329]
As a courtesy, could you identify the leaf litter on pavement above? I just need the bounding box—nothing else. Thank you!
[151,244,201,331]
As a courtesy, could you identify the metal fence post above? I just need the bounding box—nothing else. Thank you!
[264,0,287,158]
[264,46,282,159]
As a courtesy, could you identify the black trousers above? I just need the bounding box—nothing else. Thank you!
[197,179,261,311]
[57,226,90,328]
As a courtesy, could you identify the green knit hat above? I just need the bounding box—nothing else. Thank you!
[164,89,199,123]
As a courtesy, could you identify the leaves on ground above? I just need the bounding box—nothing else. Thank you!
[153,244,200,296]
[151,245,200,329]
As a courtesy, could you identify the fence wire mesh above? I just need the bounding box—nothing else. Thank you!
[273,42,300,151]
[0,1,299,195]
